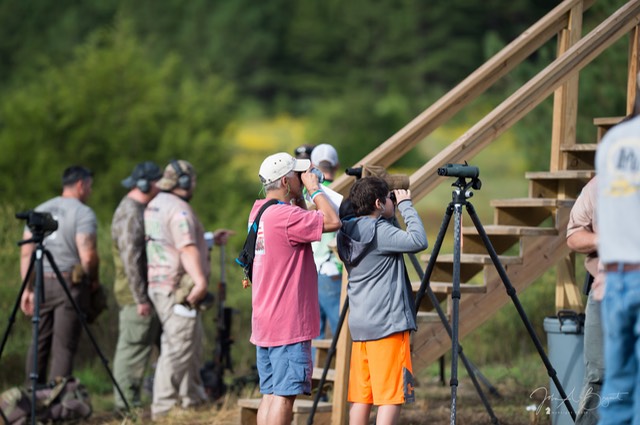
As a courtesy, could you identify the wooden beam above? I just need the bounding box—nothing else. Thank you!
[550,2,582,172]
[555,253,584,312]
[627,26,640,114]
[553,0,582,319]
[331,271,351,425]
[408,0,640,204]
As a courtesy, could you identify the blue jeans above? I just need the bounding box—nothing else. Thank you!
[599,270,640,425]
[317,273,341,338]
[575,294,604,425]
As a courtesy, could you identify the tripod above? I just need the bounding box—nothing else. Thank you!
[308,189,500,424]
[415,171,576,424]
[0,229,129,425]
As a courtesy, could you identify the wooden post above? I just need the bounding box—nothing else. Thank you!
[551,2,584,312]
[627,26,640,114]
[331,271,351,425]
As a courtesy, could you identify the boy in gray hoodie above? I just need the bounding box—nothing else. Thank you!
[337,176,428,425]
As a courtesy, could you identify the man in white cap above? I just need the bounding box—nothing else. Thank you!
[248,152,340,425]
[310,144,343,346]
[144,160,232,419]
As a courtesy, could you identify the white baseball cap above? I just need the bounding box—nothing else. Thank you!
[310,143,339,167]
[259,152,310,185]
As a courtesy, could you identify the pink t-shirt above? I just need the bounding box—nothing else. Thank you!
[248,199,324,347]
[145,192,210,291]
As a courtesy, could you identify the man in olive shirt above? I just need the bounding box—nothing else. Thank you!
[112,161,163,410]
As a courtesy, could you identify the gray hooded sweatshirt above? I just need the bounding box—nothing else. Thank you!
[337,200,428,341]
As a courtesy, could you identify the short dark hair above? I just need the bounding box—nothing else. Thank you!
[348,177,389,217]
[294,144,314,160]
[62,166,93,187]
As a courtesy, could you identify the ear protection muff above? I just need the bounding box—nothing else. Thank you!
[171,159,191,190]
[136,178,151,193]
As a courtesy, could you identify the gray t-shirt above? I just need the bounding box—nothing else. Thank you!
[596,115,640,264]
[32,196,97,273]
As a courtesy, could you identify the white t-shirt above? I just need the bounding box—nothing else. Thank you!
[596,115,640,264]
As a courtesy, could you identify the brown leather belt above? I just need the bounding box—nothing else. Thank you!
[604,263,640,272]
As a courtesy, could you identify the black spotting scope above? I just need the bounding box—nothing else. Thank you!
[437,163,480,179]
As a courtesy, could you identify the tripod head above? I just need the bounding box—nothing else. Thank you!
[16,210,58,245]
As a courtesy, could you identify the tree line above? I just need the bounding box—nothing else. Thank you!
[0,0,629,229]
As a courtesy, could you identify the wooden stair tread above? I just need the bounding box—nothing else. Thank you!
[312,339,332,349]
[525,170,595,179]
[421,253,522,265]
[490,197,575,207]
[411,281,487,294]
[560,143,598,152]
[593,116,624,126]
[462,225,558,236]
[312,367,336,382]
[415,311,444,323]
[238,398,333,412]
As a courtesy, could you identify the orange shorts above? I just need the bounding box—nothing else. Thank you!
[348,331,415,405]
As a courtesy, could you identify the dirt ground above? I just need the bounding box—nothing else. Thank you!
[86,374,558,424]
[397,377,552,425]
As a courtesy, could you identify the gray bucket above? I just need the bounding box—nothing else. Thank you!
[543,311,585,425]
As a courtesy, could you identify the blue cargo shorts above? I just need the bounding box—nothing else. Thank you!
[256,340,313,396]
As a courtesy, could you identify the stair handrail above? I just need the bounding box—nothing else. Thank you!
[408,0,640,202]
[331,0,596,196]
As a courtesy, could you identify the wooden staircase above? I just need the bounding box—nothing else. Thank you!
[412,168,591,370]
[236,0,640,423]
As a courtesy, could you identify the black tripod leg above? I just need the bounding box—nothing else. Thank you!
[28,247,46,425]
[0,251,35,360]
[409,251,500,424]
[0,253,31,425]
[449,204,463,425]
[44,251,131,412]
[411,202,499,423]
[414,203,453,309]
[307,297,349,425]
[465,203,576,421]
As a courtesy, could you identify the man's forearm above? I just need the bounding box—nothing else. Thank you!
[77,233,100,286]
[566,229,597,254]
[83,252,100,285]
[180,244,207,287]
[20,231,34,282]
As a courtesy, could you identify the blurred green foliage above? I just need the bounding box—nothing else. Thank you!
[0,0,629,397]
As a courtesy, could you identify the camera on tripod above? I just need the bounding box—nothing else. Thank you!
[15,210,58,237]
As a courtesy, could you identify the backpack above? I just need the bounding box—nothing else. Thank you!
[235,199,278,288]
[0,376,92,424]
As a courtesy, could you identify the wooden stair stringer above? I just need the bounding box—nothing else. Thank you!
[411,212,571,371]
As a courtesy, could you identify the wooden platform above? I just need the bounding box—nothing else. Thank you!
[238,398,332,425]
